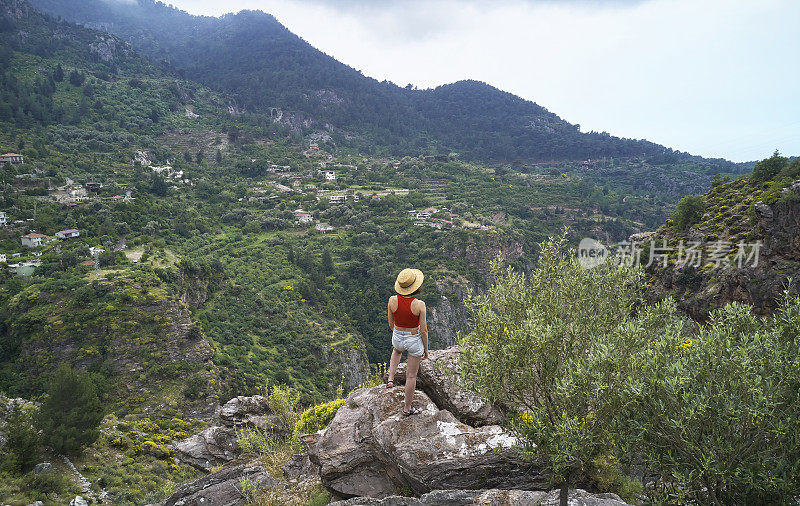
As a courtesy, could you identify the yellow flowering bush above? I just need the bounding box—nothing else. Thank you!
[295,398,346,435]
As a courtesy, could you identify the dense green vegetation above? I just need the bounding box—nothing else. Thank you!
[462,234,800,504]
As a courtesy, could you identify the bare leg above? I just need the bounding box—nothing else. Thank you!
[387,348,402,384]
[404,354,422,412]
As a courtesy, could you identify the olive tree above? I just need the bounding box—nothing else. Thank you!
[459,232,648,504]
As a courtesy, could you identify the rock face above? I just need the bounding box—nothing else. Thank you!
[329,488,631,506]
[306,386,548,499]
[390,347,503,427]
[319,340,371,391]
[427,279,472,349]
[282,453,320,481]
[161,463,277,506]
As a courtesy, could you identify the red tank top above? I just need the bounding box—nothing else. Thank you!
[393,295,419,328]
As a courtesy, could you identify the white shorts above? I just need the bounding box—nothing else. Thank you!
[392,329,424,357]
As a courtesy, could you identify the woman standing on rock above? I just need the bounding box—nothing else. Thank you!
[386,268,429,416]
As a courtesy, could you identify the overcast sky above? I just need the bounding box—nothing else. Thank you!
[166,0,799,162]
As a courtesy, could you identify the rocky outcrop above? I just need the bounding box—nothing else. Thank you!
[0,394,37,448]
[174,395,287,471]
[89,35,119,62]
[390,347,502,427]
[161,463,277,506]
[282,453,320,480]
[646,181,800,319]
[329,488,631,506]
[217,395,284,431]
[306,386,547,499]
[173,426,240,471]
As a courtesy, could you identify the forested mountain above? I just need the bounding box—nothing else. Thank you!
[31,0,685,162]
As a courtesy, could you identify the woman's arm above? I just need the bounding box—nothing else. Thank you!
[418,301,429,359]
[387,297,395,331]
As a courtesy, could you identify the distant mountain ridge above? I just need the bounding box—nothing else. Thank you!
[30,0,689,163]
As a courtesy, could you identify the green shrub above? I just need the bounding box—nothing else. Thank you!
[295,398,346,435]
[266,384,300,428]
[37,362,104,456]
[236,426,272,455]
[751,152,787,181]
[627,297,800,504]
[459,232,800,503]
[672,194,706,231]
[23,469,74,496]
[1,404,41,473]
[182,374,206,400]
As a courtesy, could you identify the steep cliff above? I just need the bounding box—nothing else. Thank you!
[0,269,221,419]
[644,169,800,319]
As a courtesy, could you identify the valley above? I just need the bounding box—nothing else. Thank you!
[0,0,794,505]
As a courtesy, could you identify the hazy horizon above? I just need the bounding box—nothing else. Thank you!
[155,0,797,163]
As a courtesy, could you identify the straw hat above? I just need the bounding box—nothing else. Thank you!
[395,268,424,295]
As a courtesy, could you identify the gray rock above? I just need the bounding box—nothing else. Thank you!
[282,453,320,480]
[328,488,630,506]
[216,395,284,431]
[755,202,773,220]
[33,462,51,474]
[26,502,44,506]
[173,425,240,471]
[307,386,548,499]
[390,347,503,426]
[162,463,277,506]
[69,497,88,506]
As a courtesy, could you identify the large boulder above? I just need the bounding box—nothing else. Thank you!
[173,425,239,471]
[174,395,288,471]
[390,347,503,426]
[217,395,284,431]
[161,463,277,506]
[307,386,548,499]
[328,488,631,506]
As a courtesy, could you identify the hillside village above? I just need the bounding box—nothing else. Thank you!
[0,148,512,281]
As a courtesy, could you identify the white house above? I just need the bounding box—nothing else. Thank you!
[55,229,80,239]
[89,246,105,256]
[321,170,336,181]
[21,233,55,247]
[0,212,8,226]
[315,223,334,233]
[294,210,313,223]
[328,195,347,204]
[0,153,24,166]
